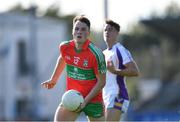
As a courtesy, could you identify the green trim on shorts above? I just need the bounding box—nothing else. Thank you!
[82,103,104,118]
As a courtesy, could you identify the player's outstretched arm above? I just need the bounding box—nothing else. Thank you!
[41,55,66,89]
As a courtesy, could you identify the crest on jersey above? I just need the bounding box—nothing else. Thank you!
[83,59,88,67]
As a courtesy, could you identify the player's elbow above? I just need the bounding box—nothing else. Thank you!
[100,79,106,88]
[100,80,106,89]
[97,73,106,88]
[133,72,139,77]
[130,62,140,77]
[102,80,106,88]
[132,70,139,77]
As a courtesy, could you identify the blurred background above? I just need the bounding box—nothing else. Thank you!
[0,0,180,121]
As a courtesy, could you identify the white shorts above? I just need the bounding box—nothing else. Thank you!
[103,94,129,113]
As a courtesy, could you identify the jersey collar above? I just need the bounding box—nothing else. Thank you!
[70,39,90,50]
[108,42,118,50]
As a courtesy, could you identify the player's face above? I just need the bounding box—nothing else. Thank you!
[72,21,90,44]
[103,24,118,43]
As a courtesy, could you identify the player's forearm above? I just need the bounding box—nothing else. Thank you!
[84,74,106,104]
[114,67,139,77]
[85,81,104,102]
[50,56,66,83]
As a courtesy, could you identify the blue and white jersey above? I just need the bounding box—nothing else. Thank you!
[103,43,133,100]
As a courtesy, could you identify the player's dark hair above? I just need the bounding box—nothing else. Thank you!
[73,15,91,30]
[105,19,120,32]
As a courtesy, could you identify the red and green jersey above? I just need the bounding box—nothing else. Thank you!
[59,39,106,103]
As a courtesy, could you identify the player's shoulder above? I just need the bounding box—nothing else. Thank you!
[115,43,128,52]
[88,42,103,55]
[59,40,72,53]
[59,40,70,47]
[115,43,133,59]
[88,42,105,64]
[88,42,103,51]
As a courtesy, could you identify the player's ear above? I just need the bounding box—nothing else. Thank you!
[86,31,90,35]
[72,29,74,36]
[72,26,75,35]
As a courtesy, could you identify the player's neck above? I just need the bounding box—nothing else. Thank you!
[75,42,83,50]
[107,40,117,49]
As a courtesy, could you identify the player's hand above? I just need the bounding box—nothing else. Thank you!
[107,61,116,74]
[41,80,56,89]
[73,103,82,113]
[74,101,87,113]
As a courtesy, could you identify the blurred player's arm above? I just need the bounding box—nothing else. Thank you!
[41,55,66,89]
[107,61,139,77]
